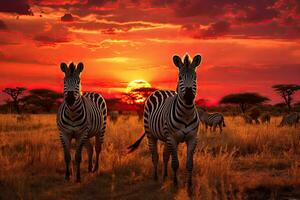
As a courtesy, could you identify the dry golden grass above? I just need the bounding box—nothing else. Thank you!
[0,114,299,200]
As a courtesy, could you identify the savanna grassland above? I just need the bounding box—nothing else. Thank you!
[0,114,299,200]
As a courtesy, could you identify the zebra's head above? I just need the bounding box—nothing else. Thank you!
[60,62,84,107]
[173,54,202,105]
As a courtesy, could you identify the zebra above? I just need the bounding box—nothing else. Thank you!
[279,112,300,127]
[260,113,271,124]
[109,111,119,123]
[243,114,253,124]
[197,108,226,133]
[248,107,261,124]
[57,62,107,182]
[128,54,201,189]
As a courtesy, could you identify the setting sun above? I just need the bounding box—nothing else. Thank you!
[126,80,152,93]
[123,80,154,104]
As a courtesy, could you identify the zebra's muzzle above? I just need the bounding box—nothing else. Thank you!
[184,87,195,105]
[66,91,76,107]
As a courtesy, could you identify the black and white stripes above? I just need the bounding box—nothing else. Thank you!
[198,108,225,133]
[57,62,107,182]
[128,54,201,189]
[279,112,299,127]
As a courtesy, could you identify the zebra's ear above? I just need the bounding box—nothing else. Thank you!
[173,55,183,69]
[77,62,84,74]
[191,54,201,69]
[60,62,68,74]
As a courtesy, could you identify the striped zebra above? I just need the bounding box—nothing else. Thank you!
[57,62,107,182]
[260,113,271,124]
[197,108,226,133]
[128,54,201,189]
[279,112,300,127]
[243,114,253,124]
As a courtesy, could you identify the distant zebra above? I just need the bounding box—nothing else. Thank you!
[279,112,300,127]
[16,114,31,123]
[109,111,119,123]
[260,113,271,124]
[128,54,201,189]
[197,108,226,133]
[57,62,107,182]
[243,114,253,124]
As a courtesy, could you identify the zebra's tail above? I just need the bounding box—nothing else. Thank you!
[127,132,146,153]
[222,117,226,127]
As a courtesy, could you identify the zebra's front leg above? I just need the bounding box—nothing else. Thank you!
[84,139,93,173]
[167,136,179,186]
[163,142,170,180]
[60,133,71,180]
[93,133,103,173]
[212,124,217,132]
[75,132,88,182]
[186,136,197,189]
[148,136,159,181]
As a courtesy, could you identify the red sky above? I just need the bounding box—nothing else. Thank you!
[1,0,300,104]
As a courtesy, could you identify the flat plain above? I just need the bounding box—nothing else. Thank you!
[0,114,299,200]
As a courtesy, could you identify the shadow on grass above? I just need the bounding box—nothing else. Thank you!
[37,165,177,200]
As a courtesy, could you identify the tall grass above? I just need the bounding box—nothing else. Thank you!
[0,114,299,199]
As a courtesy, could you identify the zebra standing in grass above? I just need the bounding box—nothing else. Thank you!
[279,112,300,127]
[128,54,201,190]
[243,114,253,124]
[57,62,107,182]
[197,108,226,133]
[260,113,271,124]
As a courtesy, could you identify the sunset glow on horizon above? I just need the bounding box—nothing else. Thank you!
[1,0,300,104]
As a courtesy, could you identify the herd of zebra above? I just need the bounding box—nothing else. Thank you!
[56,54,300,191]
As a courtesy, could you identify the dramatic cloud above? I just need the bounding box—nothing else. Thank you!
[200,64,300,84]
[33,24,72,46]
[1,0,300,103]
[182,21,230,39]
[67,20,156,34]
[61,13,76,22]
[0,50,55,65]
[0,0,33,15]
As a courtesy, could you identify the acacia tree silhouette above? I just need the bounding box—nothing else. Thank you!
[2,87,26,114]
[21,89,63,113]
[123,87,157,118]
[220,92,269,114]
[272,84,300,112]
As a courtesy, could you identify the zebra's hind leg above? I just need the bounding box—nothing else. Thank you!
[186,137,197,190]
[163,142,170,180]
[60,133,71,180]
[148,136,159,181]
[93,133,103,172]
[167,136,179,186]
[218,124,222,133]
[84,139,93,173]
[75,133,88,182]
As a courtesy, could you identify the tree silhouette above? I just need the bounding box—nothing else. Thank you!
[123,87,157,119]
[123,87,157,105]
[220,92,269,114]
[21,89,63,113]
[2,87,26,114]
[272,84,300,112]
